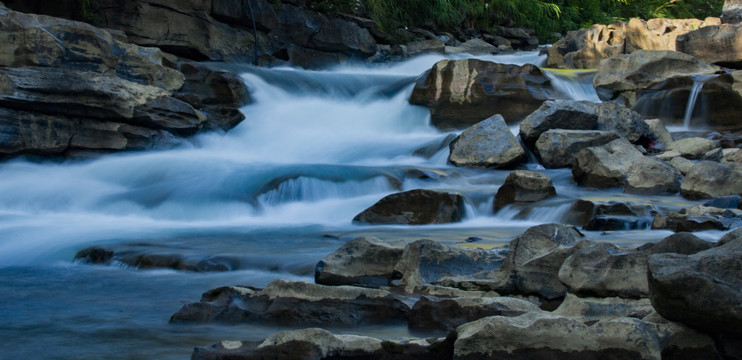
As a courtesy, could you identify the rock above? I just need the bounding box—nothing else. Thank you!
[315,237,406,287]
[170,280,409,325]
[393,239,503,286]
[558,240,650,299]
[719,227,742,245]
[577,201,656,231]
[286,45,349,69]
[647,238,742,335]
[681,161,742,199]
[534,130,619,168]
[413,133,456,159]
[493,170,556,211]
[132,96,204,136]
[406,39,446,56]
[73,245,241,272]
[409,58,556,129]
[723,0,742,24]
[310,18,377,57]
[572,138,646,188]
[642,312,721,360]
[651,211,731,232]
[445,39,498,55]
[554,293,653,322]
[593,50,718,105]
[645,233,716,255]
[677,23,742,68]
[453,312,662,360]
[409,295,538,330]
[352,189,466,225]
[595,101,652,144]
[704,195,742,209]
[624,157,682,195]
[519,100,599,150]
[666,137,718,159]
[546,21,627,69]
[626,17,721,53]
[644,119,673,145]
[447,115,526,169]
[0,108,76,156]
[668,156,694,175]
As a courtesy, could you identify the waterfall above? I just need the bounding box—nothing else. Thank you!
[682,77,710,129]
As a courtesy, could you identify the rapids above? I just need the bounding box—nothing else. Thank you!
[0,51,717,359]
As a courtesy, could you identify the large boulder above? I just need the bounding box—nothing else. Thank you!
[680,161,742,199]
[493,170,556,211]
[624,157,682,195]
[448,115,527,169]
[546,21,627,69]
[519,100,599,150]
[647,237,742,335]
[677,23,742,68]
[626,17,721,53]
[642,312,722,360]
[409,58,557,130]
[535,130,619,168]
[315,237,406,287]
[595,101,652,144]
[571,138,646,188]
[170,280,409,325]
[352,189,466,225]
[453,312,662,360]
[723,0,742,24]
[409,296,538,330]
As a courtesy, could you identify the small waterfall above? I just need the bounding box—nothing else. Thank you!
[541,69,600,102]
[682,80,706,129]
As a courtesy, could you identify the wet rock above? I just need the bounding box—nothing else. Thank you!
[448,115,526,169]
[393,240,504,287]
[546,21,627,69]
[409,295,538,330]
[647,237,742,335]
[310,18,377,57]
[0,108,77,156]
[642,312,721,360]
[719,227,742,245]
[644,119,673,145]
[666,137,718,160]
[651,212,730,232]
[572,138,646,188]
[493,170,556,211]
[519,100,599,150]
[352,189,466,225]
[639,232,715,255]
[170,280,409,325]
[677,23,742,68]
[315,237,406,287]
[624,157,683,195]
[406,39,446,56]
[412,133,456,159]
[681,161,742,199]
[73,246,240,272]
[554,293,653,322]
[595,101,652,144]
[286,45,349,70]
[668,156,694,175]
[626,17,721,53]
[704,195,742,209]
[567,200,655,230]
[534,130,619,168]
[453,312,662,360]
[445,39,498,55]
[409,58,556,129]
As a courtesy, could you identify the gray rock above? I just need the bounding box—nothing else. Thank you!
[493,170,556,211]
[409,295,538,330]
[572,138,646,188]
[624,157,683,195]
[641,232,715,255]
[719,227,742,245]
[723,0,742,24]
[595,101,652,144]
[315,237,406,287]
[519,100,599,150]
[393,240,503,286]
[445,38,498,55]
[644,119,674,145]
[352,189,466,225]
[681,161,742,199]
[677,23,742,68]
[668,156,694,175]
[554,293,654,322]
[666,137,718,160]
[534,129,619,168]
[642,312,721,360]
[406,39,446,56]
[448,115,527,169]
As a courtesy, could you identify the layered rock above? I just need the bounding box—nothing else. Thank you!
[493,170,556,211]
[409,59,557,129]
[352,189,466,225]
[447,115,526,169]
[571,138,646,188]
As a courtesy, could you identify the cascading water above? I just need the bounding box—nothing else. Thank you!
[682,75,716,129]
[0,51,707,360]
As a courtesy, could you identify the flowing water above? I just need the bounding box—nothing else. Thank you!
[0,52,718,359]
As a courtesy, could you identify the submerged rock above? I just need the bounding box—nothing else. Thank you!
[448,115,527,169]
[493,170,556,211]
[352,189,466,225]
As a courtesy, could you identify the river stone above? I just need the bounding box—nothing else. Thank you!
[393,239,503,287]
[352,189,466,225]
[666,137,718,160]
[445,38,498,55]
[448,115,526,169]
[74,246,240,272]
[409,58,555,129]
[596,101,652,144]
[651,211,731,232]
[647,238,742,335]
[409,295,539,330]
[554,293,654,322]
[677,23,742,68]
[719,227,742,245]
[680,161,742,199]
[493,170,556,211]
[668,156,694,175]
[644,119,673,145]
[582,200,656,231]
[558,240,650,299]
[624,157,682,195]
[572,138,646,188]
[535,130,620,168]
[640,232,715,255]
[453,312,662,360]
[315,237,406,287]
[641,312,721,360]
[170,280,409,325]
[518,100,599,150]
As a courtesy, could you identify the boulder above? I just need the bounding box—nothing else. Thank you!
[624,157,683,195]
[681,161,742,199]
[445,39,498,55]
[553,293,653,322]
[315,237,406,287]
[406,39,446,56]
[595,101,652,144]
[393,239,504,286]
[409,59,556,129]
[572,138,646,188]
[519,100,599,150]
[309,18,377,57]
[74,246,240,272]
[170,280,409,325]
[647,238,742,335]
[453,312,662,360]
[564,199,655,229]
[626,17,721,53]
[641,232,715,255]
[668,156,694,175]
[546,21,627,69]
[534,130,619,168]
[677,23,742,68]
[493,170,556,211]
[447,115,527,169]
[593,50,718,105]
[723,0,742,24]
[719,227,742,245]
[666,137,718,159]
[651,212,731,232]
[409,296,538,330]
[644,119,673,145]
[642,312,721,360]
[352,189,466,225]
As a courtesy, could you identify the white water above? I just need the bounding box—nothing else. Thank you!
[682,75,716,129]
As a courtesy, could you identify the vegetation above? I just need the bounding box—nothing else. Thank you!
[62,0,99,23]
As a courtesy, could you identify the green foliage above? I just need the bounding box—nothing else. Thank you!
[62,0,99,23]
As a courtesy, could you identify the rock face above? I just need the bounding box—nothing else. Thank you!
[352,189,466,225]
[571,138,646,188]
[546,21,627,69]
[409,59,557,129]
[647,237,742,335]
[447,115,527,169]
[314,237,406,287]
[681,161,742,199]
[535,130,619,168]
[493,170,556,211]
[393,240,503,286]
[624,157,682,195]
[677,23,742,68]
[626,18,721,53]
